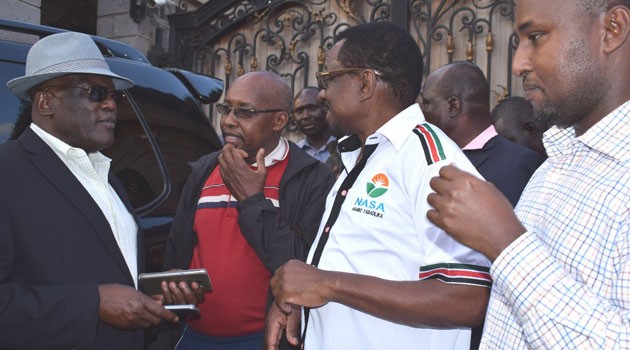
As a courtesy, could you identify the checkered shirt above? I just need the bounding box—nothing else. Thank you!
[480,100,630,349]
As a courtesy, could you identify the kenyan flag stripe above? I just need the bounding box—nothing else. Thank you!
[413,124,446,165]
[419,263,492,287]
[421,123,446,160]
[413,128,434,165]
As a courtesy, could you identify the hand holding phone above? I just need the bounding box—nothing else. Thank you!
[138,268,212,296]
[165,304,200,319]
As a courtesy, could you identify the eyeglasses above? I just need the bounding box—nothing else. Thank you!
[315,68,384,89]
[44,85,125,104]
[216,102,286,120]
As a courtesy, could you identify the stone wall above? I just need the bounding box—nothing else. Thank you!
[97,0,154,55]
[0,0,160,57]
[0,0,41,43]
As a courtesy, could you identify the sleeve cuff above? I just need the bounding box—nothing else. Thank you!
[236,192,266,212]
[419,263,492,288]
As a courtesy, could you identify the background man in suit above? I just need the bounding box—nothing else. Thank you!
[420,61,544,208]
[491,96,550,158]
[0,31,178,349]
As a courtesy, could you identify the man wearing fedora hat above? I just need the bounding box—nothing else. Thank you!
[0,31,180,349]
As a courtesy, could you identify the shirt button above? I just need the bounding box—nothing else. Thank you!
[325,226,330,233]
[341,190,347,196]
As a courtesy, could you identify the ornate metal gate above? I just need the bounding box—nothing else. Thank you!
[168,0,519,131]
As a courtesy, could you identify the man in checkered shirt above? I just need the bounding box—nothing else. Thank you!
[427,0,630,349]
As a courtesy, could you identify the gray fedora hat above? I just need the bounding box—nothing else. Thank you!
[6,31,134,101]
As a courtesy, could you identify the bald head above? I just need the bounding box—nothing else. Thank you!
[492,96,549,157]
[221,71,291,163]
[435,62,490,111]
[234,71,293,112]
[420,62,492,146]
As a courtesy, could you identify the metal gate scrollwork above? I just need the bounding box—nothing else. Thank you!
[168,0,518,131]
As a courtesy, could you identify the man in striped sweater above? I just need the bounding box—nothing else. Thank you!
[161,71,335,350]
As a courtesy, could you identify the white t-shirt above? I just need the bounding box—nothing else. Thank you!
[305,104,491,350]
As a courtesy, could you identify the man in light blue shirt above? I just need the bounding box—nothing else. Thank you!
[293,87,336,164]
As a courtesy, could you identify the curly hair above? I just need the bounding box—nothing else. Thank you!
[335,22,423,107]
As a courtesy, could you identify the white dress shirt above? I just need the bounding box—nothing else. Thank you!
[30,123,139,287]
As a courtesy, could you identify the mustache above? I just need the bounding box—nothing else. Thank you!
[522,76,542,93]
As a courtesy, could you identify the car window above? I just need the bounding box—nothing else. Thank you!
[104,58,222,218]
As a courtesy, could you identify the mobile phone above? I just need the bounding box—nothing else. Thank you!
[138,268,212,295]
[165,304,200,319]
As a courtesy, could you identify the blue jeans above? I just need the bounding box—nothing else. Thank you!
[175,327,264,350]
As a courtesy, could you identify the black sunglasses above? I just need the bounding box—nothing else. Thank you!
[44,85,126,104]
[216,102,286,120]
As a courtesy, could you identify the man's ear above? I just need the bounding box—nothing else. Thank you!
[603,6,630,54]
[447,96,461,117]
[358,70,379,101]
[272,111,289,132]
[34,92,54,117]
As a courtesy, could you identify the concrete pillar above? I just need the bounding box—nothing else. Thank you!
[97,0,154,55]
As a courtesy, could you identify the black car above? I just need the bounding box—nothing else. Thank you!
[0,18,224,272]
